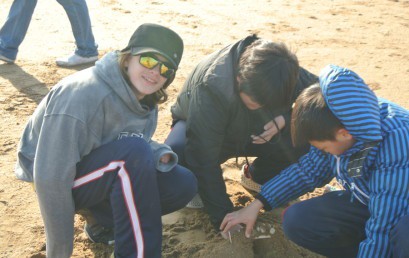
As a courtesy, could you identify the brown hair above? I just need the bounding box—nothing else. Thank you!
[118,51,174,106]
[291,83,344,146]
[237,39,299,113]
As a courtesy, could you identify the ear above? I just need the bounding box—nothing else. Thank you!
[335,128,353,141]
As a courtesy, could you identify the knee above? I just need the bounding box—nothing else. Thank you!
[168,166,197,199]
[168,141,185,160]
[282,204,300,238]
[390,215,409,257]
[116,137,154,168]
[283,202,330,252]
[186,170,198,196]
[175,167,197,199]
[157,166,197,214]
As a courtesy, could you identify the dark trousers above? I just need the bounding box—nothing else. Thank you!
[72,137,197,258]
[165,120,309,184]
[282,191,409,258]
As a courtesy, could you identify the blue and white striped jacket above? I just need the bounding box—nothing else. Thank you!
[258,65,409,257]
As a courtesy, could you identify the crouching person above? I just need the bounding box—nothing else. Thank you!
[15,23,197,258]
[221,65,409,257]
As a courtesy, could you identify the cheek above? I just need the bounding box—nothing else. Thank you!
[159,76,167,86]
[127,63,141,82]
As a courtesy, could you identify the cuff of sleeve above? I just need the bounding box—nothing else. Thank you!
[155,150,178,172]
[255,194,272,211]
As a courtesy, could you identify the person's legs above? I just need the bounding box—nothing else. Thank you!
[157,164,197,215]
[282,191,369,258]
[56,0,98,57]
[73,137,161,258]
[83,164,197,221]
[0,0,38,61]
[165,120,205,209]
[164,119,307,185]
[390,215,409,258]
[164,120,187,165]
[244,127,309,184]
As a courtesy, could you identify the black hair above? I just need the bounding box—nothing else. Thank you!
[237,39,299,113]
[291,83,344,147]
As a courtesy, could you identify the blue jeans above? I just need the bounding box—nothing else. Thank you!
[282,191,409,258]
[0,0,98,60]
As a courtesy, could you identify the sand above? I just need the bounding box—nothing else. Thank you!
[1,0,409,257]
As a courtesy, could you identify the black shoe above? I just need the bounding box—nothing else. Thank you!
[84,222,115,245]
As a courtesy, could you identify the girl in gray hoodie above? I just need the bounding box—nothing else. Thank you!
[15,23,197,258]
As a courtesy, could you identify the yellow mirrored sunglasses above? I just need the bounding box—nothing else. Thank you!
[139,53,175,79]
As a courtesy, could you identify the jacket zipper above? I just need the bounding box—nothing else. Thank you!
[335,156,366,204]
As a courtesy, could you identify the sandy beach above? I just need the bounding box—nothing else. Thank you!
[1,0,409,257]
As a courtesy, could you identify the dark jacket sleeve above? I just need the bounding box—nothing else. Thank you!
[184,83,234,228]
[256,147,333,210]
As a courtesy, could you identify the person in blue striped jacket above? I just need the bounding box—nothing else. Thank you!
[220,64,409,258]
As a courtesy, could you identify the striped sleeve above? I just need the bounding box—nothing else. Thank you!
[258,147,333,209]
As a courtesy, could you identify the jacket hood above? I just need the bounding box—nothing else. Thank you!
[203,35,258,92]
[94,51,151,115]
[319,65,382,142]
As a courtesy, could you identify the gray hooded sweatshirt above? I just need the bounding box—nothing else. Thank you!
[15,51,177,257]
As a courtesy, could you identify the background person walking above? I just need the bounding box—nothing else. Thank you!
[0,0,98,66]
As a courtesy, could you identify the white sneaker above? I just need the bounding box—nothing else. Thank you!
[240,164,261,193]
[0,54,15,63]
[56,53,98,67]
[185,194,204,209]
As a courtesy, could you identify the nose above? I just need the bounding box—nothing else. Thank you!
[149,64,161,76]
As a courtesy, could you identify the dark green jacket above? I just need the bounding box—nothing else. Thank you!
[171,35,317,227]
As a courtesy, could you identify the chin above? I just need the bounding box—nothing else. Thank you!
[141,86,160,95]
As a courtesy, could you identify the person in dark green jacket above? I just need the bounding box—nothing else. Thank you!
[165,35,317,228]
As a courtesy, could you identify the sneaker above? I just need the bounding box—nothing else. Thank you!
[185,194,204,209]
[0,54,15,63]
[84,222,115,245]
[251,220,275,239]
[240,164,261,193]
[56,53,98,67]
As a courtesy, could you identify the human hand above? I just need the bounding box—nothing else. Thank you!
[220,199,264,238]
[219,224,243,242]
[160,153,171,164]
[251,115,285,144]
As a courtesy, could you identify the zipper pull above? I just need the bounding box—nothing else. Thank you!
[350,183,355,203]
